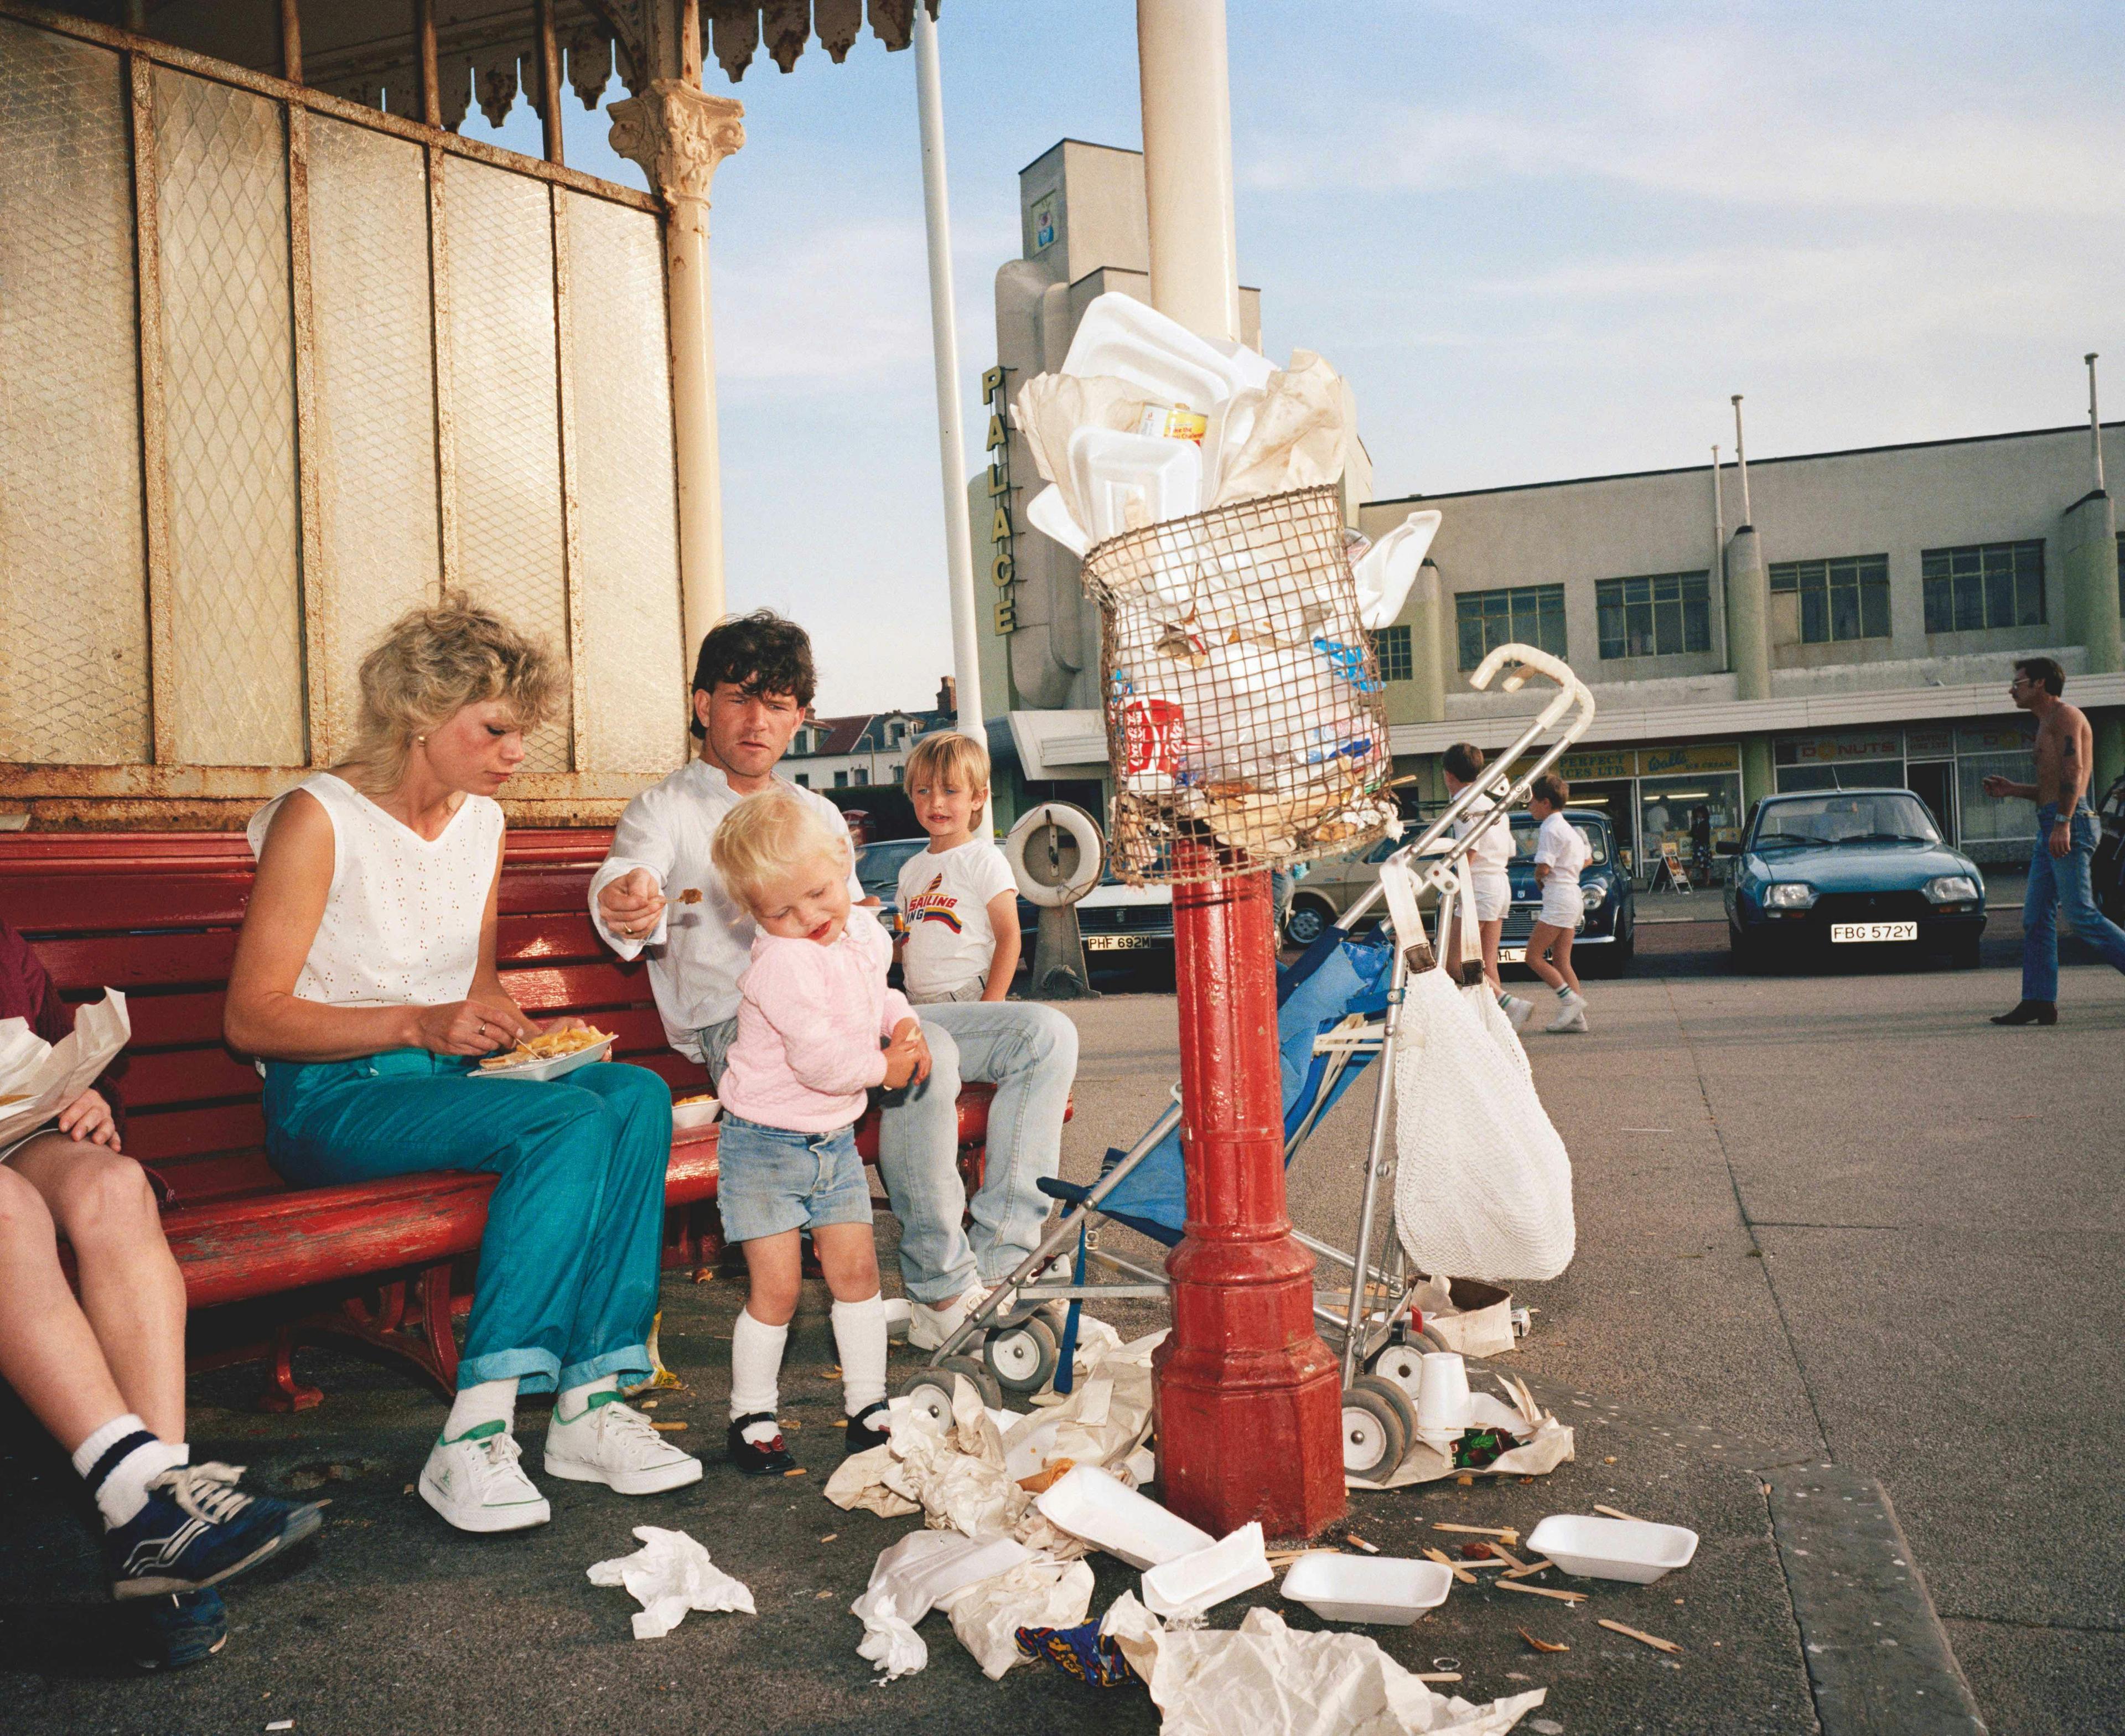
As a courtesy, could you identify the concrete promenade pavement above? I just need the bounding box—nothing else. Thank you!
[2,924,2118,1733]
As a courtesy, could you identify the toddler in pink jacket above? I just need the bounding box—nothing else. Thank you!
[709,791,929,1475]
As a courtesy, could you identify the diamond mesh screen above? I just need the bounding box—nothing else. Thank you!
[442,157,572,773]
[0,20,150,765]
[306,116,443,759]
[562,191,686,774]
[1082,484,1395,886]
[153,66,306,766]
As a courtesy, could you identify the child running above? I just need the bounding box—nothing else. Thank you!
[1525,772,1593,1033]
[710,791,929,1474]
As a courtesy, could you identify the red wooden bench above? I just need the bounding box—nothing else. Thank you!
[1,829,997,1410]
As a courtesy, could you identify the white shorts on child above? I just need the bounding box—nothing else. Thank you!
[1470,873,1511,925]
[1538,882,1584,930]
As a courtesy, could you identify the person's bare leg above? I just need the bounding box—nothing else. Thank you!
[1526,923,1567,993]
[11,1137,186,1442]
[1479,918,1505,996]
[1551,930,1582,996]
[0,1158,131,1453]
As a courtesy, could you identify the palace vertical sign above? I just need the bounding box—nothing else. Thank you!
[982,365,1016,633]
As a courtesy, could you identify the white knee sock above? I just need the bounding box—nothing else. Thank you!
[555,1372,618,1423]
[71,1413,188,1530]
[729,1310,789,1445]
[831,1293,889,1417]
[443,1377,518,1441]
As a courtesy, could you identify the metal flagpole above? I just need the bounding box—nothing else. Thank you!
[914,4,987,824]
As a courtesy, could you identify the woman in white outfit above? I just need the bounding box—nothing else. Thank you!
[1525,771,1592,1033]
[1441,742,1536,1031]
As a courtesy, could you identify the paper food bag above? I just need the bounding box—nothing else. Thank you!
[0,991,129,1149]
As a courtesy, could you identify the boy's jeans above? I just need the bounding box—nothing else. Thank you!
[2022,802,2125,1001]
[878,1002,1079,1303]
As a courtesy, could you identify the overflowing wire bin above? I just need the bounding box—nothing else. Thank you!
[1081,483,1398,886]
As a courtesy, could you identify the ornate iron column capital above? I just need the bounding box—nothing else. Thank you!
[608,79,745,208]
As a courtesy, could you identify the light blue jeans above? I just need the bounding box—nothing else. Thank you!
[701,1004,1077,1304]
[2022,803,2125,1001]
[262,1050,671,1393]
[882,1002,1078,1300]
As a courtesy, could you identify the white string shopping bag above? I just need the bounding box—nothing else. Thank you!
[1378,863,1574,1283]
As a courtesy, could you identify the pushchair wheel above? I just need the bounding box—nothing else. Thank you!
[1340,1383,1409,1481]
[1366,1341,1431,1401]
[1351,1372,1419,1449]
[900,1355,1003,1426]
[982,1313,1060,1397]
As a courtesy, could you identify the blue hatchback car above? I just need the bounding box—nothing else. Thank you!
[1724,789,1987,969]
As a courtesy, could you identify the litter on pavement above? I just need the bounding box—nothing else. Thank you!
[585,1526,754,1639]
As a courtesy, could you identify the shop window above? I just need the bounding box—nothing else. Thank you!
[1921,540,2043,633]
[1595,572,1711,659]
[1369,624,1413,682]
[1769,555,1890,644]
[1456,584,1566,671]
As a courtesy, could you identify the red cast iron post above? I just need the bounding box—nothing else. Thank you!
[1153,852,1345,1538]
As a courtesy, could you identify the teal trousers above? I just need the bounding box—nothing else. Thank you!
[262,1050,672,1393]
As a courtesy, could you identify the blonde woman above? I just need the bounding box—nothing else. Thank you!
[226,597,696,1535]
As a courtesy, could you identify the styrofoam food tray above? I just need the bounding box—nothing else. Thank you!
[670,1095,721,1132]
[1281,1554,1453,1625]
[473,1034,613,1082]
[1526,1515,1699,1584]
[1140,1522,1272,1618]
[1035,1465,1214,1569]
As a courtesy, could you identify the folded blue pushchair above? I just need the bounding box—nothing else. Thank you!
[908,645,1597,1480]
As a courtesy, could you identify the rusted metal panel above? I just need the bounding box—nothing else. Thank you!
[0,20,152,766]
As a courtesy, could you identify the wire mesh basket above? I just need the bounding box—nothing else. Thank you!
[1082,483,1397,886]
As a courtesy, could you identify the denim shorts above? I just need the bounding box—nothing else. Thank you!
[714,1112,874,1244]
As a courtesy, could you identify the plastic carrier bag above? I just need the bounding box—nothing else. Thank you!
[1380,864,1573,1283]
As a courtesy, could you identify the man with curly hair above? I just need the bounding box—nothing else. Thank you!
[592,614,1076,1370]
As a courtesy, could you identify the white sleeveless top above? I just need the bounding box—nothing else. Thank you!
[246,773,504,1008]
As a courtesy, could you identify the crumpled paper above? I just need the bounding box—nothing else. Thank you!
[585,1527,754,1639]
[0,992,128,1148]
[1349,1375,1574,1491]
[939,1557,1095,1680]
[1012,374,1150,531]
[850,1530,1030,1683]
[1101,1594,1546,1735]
[1211,351,1347,507]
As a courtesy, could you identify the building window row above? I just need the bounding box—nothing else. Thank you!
[1596,571,1711,660]
[1921,539,2044,634]
[1369,625,1413,682]
[1770,554,1891,645]
[1455,584,1567,671]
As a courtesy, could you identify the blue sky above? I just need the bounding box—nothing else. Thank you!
[470,1,2125,714]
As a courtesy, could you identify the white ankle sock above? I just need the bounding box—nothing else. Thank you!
[71,1413,188,1530]
[730,1310,789,1443]
[831,1293,889,1417]
[443,1377,519,1442]
[555,1372,618,1423]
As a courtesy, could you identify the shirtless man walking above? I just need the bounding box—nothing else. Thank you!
[1983,656,2125,1025]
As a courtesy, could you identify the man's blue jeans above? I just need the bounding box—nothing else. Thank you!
[2022,803,2125,1001]
[878,1002,1079,1304]
[262,1051,672,1393]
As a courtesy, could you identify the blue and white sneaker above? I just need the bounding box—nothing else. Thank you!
[129,1588,228,1671]
[106,1462,325,1599]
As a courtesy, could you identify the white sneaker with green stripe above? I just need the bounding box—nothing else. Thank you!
[418,1423,551,1533]
[543,1389,702,1495]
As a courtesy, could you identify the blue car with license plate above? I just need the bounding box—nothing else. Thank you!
[1724,789,1986,968]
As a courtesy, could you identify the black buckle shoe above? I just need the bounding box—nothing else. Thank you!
[727,1414,797,1476]
[1990,1000,2057,1026]
[843,1400,892,1459]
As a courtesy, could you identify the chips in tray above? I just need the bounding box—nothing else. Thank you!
[479,1026,613,1070]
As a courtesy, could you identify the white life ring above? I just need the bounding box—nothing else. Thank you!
[1006,802,1106,908]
